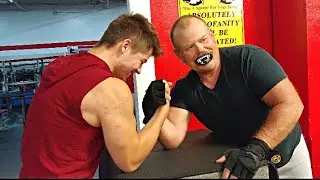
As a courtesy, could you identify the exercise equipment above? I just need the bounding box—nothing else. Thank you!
[7,81,37,127]
[0,44,95,129]
[0,108,9,131]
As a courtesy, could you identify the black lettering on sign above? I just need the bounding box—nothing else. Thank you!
[216,38,237,45]
[191,11,236,18]
[219,29,229,36]
[206,20,240,27]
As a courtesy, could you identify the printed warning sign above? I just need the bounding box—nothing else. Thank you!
[178,0,245,47]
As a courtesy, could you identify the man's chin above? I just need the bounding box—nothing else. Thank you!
[121,74,132,81]
[196,62,216,72]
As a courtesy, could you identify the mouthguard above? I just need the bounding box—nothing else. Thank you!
[195,53,213,65]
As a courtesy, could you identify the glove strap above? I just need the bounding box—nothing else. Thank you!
[245,138,271,159]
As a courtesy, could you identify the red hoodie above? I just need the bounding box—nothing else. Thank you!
[19,52,113,178]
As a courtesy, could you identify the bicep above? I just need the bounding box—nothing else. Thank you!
[159,106,191,149]
[243,47,302,107]
[262,78,302,107]
[169,81,192,139]
[93,78,138,167]
[244,47,288,99]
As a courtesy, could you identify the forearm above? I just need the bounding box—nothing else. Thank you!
[254,101,304,149]
[158,119,184,149]
[130,111,167,167]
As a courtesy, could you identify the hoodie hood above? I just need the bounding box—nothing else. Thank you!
[40,52,110,89]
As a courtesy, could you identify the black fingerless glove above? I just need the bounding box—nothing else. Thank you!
[142,80,166,124]
[222,138,279,179]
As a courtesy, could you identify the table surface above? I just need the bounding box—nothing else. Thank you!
[99,130,269,179]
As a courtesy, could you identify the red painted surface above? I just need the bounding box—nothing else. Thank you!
[272,0,320,177]
[150,0,275,131]
[243,0,273,54]
[306,0,320,177]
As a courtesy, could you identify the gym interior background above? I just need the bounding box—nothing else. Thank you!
[0,0,127,178]
[0,0,319,178]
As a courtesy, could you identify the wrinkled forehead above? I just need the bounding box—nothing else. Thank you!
[173,19,210,48]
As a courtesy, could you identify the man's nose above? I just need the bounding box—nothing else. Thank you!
[195,42,206,53]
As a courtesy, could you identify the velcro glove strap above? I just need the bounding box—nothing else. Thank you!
[223,138,279,179]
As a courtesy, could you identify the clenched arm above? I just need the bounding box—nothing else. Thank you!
[158,107,191,149]
[156,79,193,150]
[254,78,304,148]
[87,78,170,172]
[241,47,304,149]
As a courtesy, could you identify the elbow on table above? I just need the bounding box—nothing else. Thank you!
[111,147,142,173]
[161,136,183,150]
[163,143,180,150]
[117,159,141,173]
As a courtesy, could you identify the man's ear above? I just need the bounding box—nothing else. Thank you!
[173,49,179,58]
[173,48,180,56]
[173,50,186,64]
[209,31,218,44]
[121,39,132,53]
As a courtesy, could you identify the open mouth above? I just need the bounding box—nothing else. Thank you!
[195,53,213,65]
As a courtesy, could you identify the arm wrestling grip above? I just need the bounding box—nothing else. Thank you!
[142,80,166,124]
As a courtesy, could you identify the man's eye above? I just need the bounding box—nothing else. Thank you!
[200,38,207,43]
[186,45,193,51]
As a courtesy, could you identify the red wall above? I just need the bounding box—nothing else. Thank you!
[243,0,273,54]
[306,0,320,177]
[150,0,274,130]
[273,0,320,177]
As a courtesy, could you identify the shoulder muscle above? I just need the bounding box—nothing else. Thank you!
[94,77,133,116]
[82,77,134,123]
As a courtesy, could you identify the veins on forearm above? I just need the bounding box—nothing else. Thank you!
[254,102,302,149]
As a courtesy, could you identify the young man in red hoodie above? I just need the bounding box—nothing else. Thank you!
[19,12,171,178]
